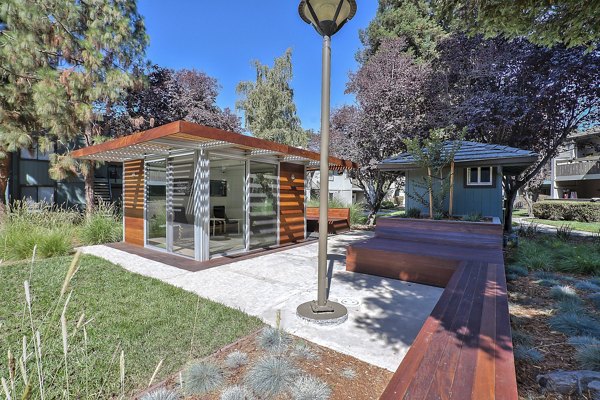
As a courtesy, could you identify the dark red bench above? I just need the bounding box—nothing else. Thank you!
[345,217,517,400]
[306,207,350,234]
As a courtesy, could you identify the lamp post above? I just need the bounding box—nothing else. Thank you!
[296,0,357,324]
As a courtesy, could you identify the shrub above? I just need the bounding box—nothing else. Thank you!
[588,293,600,310]
[575,344,600,371]
[220,385,254,400]
[568,336,600,347]
[549,285,578,301]
[576,281,600,292]
[78,203,123,245]
[463,212,484,222]
[141,388,180,400]
[518,223,539,239]
[290,375,331,400]
[548,313,600,337]
[183,361,224,395]
[532,271,559,280]
[381,200,396,209]
[589,277,600,286]
[405,207,421,219]
[557,298,585,314]
[536,278,561,287]
[514,345,544,362]
[533,201,600,222]
[512,330,534,346]
[257,327,291,353]
[291,342,319,360]
[556,224,573,241]
[245,355,297,398]
[340,367,357,380]
[506,264,528,277]
[225,351,249,369]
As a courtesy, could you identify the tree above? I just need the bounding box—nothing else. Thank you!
[107,65,241,135]
[435,1,600,50]
[358,0,447,62]
[432,35,600,231]
[403,129,462,218]
[236,49,309,147]
[0,0,147,213]
[331,39,433,224]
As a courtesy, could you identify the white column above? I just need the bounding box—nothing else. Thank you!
[194,150,210,261]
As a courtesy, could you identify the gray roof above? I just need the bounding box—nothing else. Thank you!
[379,141,537,171]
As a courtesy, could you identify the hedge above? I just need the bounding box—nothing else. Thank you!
[532,201,600,222]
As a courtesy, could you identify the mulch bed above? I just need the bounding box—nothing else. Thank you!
[138,329,392,400]
[507,271,600,400]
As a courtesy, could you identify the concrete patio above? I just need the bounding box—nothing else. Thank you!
[80,231,443,371]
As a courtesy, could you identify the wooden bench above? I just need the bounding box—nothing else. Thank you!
[345,217,517,400]
[306,207,350,234]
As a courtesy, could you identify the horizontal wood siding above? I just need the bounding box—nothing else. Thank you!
[279,162,305,244]
[123,159,144,246]
[406,167,503,218]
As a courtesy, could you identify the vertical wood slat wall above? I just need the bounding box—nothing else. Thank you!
[279,162,305,244]
[123,159,145,246]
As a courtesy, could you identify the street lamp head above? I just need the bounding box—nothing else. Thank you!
[298,0,357,37]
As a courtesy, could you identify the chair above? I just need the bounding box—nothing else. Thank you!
[213,206,241,234]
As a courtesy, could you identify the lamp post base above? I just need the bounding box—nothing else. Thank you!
[296,300,348,325]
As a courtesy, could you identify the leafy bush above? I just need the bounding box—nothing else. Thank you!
[380,200,396,209]
[257,327,291,353]
[463,212,484,222]
[533,201,600,222]
[549,285,578,301]
[514,345,544,362]
[548,313,600,337]
[290,375,331,400]
[220,385,254,400]
[225,351,249,369]
[78,202,122,245]
[405,207,421,219]
[518,223,539,239]
[141,388,180,400]
[245,355,297,398]
[183,361,224,395]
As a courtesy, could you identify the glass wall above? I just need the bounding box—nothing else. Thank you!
[208,157,247,256]
[146,159,167,249]
[171,154,196,258]
[249,161,278,249]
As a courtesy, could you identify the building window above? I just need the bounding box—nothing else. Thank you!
[20,143,54,161]
[21,186,55,204]
[466,167,493,186]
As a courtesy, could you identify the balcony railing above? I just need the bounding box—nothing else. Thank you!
[555,157,600,178]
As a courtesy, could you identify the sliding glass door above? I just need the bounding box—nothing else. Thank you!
[146,159,167,250]
[249,161,278,249]
[171,154,196,258]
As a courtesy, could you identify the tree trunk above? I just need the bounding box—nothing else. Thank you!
[504,185,519,233]
[84,164,95,216]
[524,192,534,217]
[0,152,11,215]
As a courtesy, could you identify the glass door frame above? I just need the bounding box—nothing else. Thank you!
[247,158,280,251]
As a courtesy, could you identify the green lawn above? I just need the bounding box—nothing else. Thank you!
[0,255,262,399]
[513,209,599,233]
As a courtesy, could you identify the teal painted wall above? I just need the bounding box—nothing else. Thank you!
[405,166,504,218]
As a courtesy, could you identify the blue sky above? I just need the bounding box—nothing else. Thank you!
[138,0,377,131]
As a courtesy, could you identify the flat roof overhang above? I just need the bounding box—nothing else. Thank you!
[71,120,358,170]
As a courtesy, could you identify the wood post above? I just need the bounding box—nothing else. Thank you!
[449,161,455,217]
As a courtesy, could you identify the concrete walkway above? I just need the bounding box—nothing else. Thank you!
[79,231,443,371]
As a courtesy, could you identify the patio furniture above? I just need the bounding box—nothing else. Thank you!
[306,207,350,234]
[213,206,241,234]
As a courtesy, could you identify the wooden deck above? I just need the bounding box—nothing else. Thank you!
[346,217,517,400]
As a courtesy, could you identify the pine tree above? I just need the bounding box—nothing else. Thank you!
[0,0,148,213]
[236,49,309,148]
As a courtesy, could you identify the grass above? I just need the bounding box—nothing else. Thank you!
[0,255,262,398]
[507,236,600,275]
[513,208,599,233]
